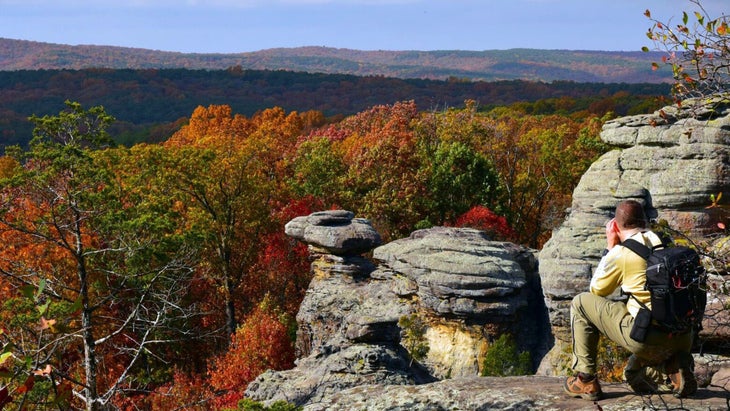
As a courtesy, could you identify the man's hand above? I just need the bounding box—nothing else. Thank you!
[605,218,621,249]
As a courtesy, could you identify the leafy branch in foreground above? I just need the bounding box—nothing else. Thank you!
[643,0,730,104]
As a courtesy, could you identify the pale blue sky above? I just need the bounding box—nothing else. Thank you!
[0,0,726,53]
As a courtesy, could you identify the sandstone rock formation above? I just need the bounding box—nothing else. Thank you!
[539,96,730,371]
[373,226,550,378]
[245,211,548,405]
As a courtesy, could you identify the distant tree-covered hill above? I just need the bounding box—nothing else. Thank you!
[0,38,672,83]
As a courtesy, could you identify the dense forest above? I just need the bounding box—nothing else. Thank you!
[0,67,670,148]
[0,87,667,408]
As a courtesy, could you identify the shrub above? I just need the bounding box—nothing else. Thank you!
[481,333,532,377]
[398,314,430,366]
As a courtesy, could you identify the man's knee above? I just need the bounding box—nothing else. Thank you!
[571,291,592,314]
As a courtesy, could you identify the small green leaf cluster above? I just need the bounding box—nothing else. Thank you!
[232,398,302,411]
[481,333,532,377]
[398,314,430,366]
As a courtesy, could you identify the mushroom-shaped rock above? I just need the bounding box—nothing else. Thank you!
[285,210,382,255]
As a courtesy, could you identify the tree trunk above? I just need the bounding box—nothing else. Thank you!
[224,275,237,338]
[81,303,98,411]
[75,214,99,411]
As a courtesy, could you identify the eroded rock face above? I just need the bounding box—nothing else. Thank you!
[538,98,730,368]
[245,212,549,406]
[374,227,533,320]
[373,227,550,379]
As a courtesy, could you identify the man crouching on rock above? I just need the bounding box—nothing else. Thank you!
[563,200,696,400]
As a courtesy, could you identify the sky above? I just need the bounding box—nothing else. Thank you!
[0,0,727,54]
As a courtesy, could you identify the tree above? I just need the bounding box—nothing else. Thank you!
[412,102,508,229]
[335,101,430,239]
[288,136,346,203]
[424,141,501,226]
[471,110,606,248]
[452,205,516,241]
[164,105,306,338]
[0,102,201,410]
[481,333,531,377]
[208,300,295,409]
[163,145,273,339]
[644,0,730,103]
[397,314,429,367]
[245,197,320,315]
[0,156,19,179]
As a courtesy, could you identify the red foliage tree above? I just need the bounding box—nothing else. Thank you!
[245,196,323,315]
[452,205,517,241]
[207,302,296,409]
[145,369,212,411]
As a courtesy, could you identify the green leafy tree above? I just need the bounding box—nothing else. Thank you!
[644,0,730,103]
[481,333,531,377]
[163,105,303,338]
[398,314,429,367]
[425,141,501,226]
[289,135,346,203]
[0,102,201,410]
[163,145,274,338]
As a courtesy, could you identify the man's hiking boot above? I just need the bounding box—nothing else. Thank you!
[624,355,658,394]
[665,352,697,398]
[564,374,603,401]
[624,355,674,394]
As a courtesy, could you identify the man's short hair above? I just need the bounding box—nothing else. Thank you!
[615,200,647,230]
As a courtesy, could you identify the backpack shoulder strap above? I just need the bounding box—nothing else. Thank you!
[620,238,652,260]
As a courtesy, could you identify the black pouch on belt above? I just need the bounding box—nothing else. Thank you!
[630,307,651,342]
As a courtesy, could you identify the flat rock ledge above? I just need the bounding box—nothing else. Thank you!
[303,376,730,411]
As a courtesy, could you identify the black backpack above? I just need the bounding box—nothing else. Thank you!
[622,238,707,334]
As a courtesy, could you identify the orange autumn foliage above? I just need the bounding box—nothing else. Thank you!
[164,104,253,149]
[0,197,77,286]
[0,156,20,179]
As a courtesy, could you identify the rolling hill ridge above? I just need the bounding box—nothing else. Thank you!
[0,38,672,83]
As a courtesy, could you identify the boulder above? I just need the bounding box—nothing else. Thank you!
[373,227,535,320]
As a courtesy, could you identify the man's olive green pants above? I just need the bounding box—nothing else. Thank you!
[570,292,693,379]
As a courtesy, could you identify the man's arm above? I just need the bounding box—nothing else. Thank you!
[589,218,623,296]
